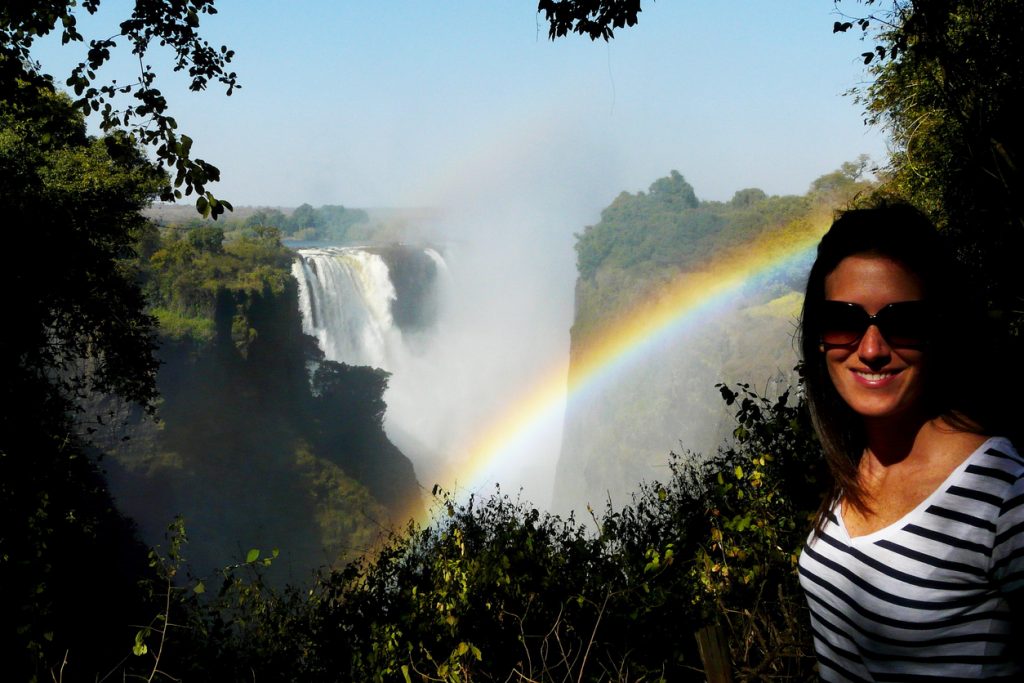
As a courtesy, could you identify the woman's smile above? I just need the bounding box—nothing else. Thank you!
[823,255,927,422]
[850,368,903,384]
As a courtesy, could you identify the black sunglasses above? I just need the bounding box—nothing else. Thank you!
[819,300,933,347]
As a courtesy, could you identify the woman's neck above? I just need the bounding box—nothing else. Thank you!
[862,410,933,466]
[844,414,989,536]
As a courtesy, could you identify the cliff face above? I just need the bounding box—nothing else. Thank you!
[552,171,869,515]
[554,284,804,515]
[98,275,423,584]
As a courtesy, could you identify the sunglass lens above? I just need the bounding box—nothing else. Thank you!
[820,303,866,345]
[878,303,931,346]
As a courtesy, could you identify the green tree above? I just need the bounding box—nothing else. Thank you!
[574,170,713,280]
[730,188,768,208]
[2,7,239,677]
[312,361,390,429]
[289,202,321,234]
[2,0,238,215]
[244,207,289,230]
[317,204,370,241]
[186,223,226,254]
[648,168,699,211]
[0,84,166,682]
[2,84,164,415]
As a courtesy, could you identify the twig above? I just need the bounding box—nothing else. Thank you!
[49,649,68,683]
[575,591,610,683]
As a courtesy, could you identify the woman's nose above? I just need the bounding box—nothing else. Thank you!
[857,324,892,363]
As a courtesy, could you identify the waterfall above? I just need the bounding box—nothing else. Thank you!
[291,239,568,510]
[293,247,408,369]
[292,244,455,486]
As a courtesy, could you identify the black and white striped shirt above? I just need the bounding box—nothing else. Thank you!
[798,437,1024,682]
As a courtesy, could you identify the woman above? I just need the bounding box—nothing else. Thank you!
[796,204,1024,681]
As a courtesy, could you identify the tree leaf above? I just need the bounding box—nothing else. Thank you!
[133,629,149,656]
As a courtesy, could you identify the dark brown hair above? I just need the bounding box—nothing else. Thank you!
[799,203,992,531]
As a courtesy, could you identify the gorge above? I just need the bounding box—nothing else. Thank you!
[97,167,870,583]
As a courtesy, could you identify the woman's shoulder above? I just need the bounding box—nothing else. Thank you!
[930,419,1020,471]
[971,435,1023,470]
[958,436,1024,504]
[979,438,1024,591]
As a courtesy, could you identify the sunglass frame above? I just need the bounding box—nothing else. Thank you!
[818,300,933,348]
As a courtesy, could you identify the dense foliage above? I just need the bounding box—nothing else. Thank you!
[73,382,823,683]
[2,85,163,411]
[137,221,293,346]
[282,204,371,242]
[3,3,241,671]
[0,85,166,682]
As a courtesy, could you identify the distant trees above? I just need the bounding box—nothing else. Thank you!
[574,171,709,280]
[167,203,371,242]
[244,207,289,230]
[648,169,699,210]
[186,223,227,254]
[282,203,369,241]
[290,203,321,234]
[730,188,768,208]
[572,167,867,286]
[140,219,293,347]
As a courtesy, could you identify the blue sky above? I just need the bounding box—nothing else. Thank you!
[33,1,887,212]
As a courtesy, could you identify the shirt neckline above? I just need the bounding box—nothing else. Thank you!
[836,435,1000,545]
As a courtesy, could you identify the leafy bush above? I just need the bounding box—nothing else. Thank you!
[150,306,217,343]
[138,222,295,351]
[96,380,823,682]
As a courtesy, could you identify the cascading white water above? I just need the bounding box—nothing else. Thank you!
[290,233,572,512]
[423,247,448,276]
[292,244,456,495]
[292,247,404,370]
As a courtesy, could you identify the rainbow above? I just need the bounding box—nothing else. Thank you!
[403,213,831,527]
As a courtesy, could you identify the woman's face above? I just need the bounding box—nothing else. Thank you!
[822,254,928,423]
